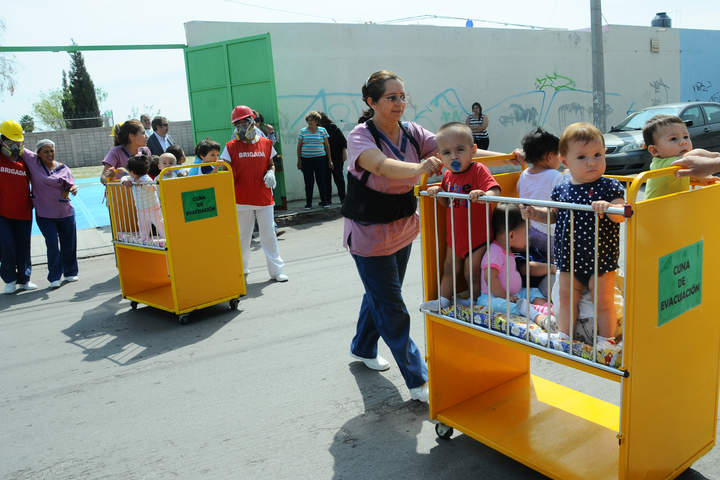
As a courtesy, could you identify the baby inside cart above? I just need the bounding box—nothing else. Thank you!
[119,154,165,246]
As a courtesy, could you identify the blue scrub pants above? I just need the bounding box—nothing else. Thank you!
[36,215,79,282]
[0,216,32,285]
[351,243,428,389]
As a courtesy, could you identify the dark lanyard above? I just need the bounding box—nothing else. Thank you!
[376,128,408,161]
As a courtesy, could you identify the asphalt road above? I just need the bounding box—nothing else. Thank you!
[1,217,717,479]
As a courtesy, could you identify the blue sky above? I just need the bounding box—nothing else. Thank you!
[0,0,717,130]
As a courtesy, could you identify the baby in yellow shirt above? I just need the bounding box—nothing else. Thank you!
[642,114,692,200]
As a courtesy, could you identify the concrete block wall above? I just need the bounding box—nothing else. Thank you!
[23,120,195,168]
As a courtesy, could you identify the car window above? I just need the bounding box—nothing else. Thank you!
[680,106,705,127]
[613,107,682,131]
[702,104,720,124]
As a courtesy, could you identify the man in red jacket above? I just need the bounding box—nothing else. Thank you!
[219,106,288,283]
[0,120,37,293]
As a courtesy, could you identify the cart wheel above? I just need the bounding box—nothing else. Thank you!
[130,301,138,311]
[435,422,453,440]
[229,298,240,310]
[177,313,190,325]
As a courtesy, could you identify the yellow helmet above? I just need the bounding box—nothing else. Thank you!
[0,120,24,142]
[110,121,125,137]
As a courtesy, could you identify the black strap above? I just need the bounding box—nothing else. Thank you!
[362,119,421,184]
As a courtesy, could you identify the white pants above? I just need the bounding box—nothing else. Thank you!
[236,204,284,278]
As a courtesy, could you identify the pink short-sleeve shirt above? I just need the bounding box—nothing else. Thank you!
[480,241,522,295]
[343,121,436,257]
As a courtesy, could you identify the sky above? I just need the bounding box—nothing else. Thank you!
[0,0,718,131]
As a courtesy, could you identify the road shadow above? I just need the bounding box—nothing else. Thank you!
[329,364,546,480]
[61,292,236,366]
[68,275,120,302]
[0,287,50,312]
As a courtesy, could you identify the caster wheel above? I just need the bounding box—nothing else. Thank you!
[435,422,453,439]
[229,298,240,310]
[130,301,138,311]
[177,314,190,325]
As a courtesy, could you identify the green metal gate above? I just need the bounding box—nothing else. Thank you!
[184,33,286,208]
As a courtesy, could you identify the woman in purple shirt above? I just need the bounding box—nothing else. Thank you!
[25,139,79,288]
[344,70,443,403]
[101,120,149,184]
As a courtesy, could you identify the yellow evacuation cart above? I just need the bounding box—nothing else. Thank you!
[106,162,245,324]
[415,156,720,480]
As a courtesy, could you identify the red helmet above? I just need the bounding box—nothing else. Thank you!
[231,105,255,124]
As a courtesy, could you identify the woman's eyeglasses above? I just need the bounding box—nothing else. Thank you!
[383,94,407,104]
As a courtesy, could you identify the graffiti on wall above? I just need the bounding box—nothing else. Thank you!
[649,78,671,105]
[689,80,720,102]
[278,72,632,151]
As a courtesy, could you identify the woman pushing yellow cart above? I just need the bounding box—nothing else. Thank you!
[105,162,245,324]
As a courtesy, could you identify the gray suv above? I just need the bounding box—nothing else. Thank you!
[603,102,720,175]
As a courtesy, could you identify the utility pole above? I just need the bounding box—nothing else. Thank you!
[591,0,606,131]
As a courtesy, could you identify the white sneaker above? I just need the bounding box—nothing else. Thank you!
[65,275,79,282]
[273,273,289,282]
[4,281,16,294]
[18,282,38,291]
[409,383,429,402]
[350,353,391,371]
[49,280,61,289]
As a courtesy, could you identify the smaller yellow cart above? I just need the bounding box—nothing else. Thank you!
[105,162,245,324]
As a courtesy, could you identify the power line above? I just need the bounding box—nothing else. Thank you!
[377,14,556,30]
[223,0,341,22]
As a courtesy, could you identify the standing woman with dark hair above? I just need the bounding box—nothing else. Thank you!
[343,70,443,402]
[466,102,490,150]
[100,119,150,184]
[297,111,333,208]
[318,112,347,203]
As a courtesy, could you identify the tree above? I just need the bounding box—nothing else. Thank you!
[32,89,67,130]
[19,115,34,133]
[0,19,17,97]
[62,46,102,129]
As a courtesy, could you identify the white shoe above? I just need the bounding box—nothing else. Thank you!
[49,280,61,289]
[4,281,16,294]
[18,282,38,291]
[65,275,79,282]
[273,273,288,282]
[409,383,429,402]
[350,353,391,371]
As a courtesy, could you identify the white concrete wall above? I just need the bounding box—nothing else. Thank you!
[185,22,682,202]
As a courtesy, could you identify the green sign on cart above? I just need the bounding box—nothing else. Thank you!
[182,187,217,222]
[658,240,703,326]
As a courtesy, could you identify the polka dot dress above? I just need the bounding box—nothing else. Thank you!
[551,177,624,279]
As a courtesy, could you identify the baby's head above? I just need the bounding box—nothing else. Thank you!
[195,138,221,162]
[521,127,560,169]
[126,154,150,179]
[166,145,186,165]
[435,122,476,173]
[158,152,177,171]
[642,114,692,159]
[492,203,526,251]
[559,122,606,184]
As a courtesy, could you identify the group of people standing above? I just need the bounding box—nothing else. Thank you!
[0,120,79,294]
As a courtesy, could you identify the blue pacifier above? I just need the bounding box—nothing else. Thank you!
[450,160,462,172]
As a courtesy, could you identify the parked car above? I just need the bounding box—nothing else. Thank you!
[604,102,720,175]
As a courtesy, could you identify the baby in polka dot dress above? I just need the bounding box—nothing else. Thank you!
[521,123,625,342]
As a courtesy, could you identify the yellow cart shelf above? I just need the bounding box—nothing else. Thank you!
[106,163,246,323]
[416,160,720,480]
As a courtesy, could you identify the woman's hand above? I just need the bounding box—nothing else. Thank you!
[69,185,79,195]
[672,149,720,178]
[419,156,443,176]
